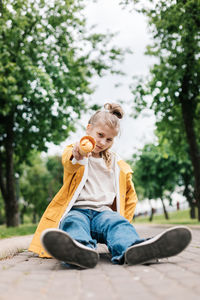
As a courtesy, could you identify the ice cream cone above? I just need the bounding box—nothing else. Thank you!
[79,136,96,156]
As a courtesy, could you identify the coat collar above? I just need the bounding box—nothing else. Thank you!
[112,152,133,174]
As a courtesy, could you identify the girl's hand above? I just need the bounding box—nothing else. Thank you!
[72,142,91,160]
[72,142,83,160]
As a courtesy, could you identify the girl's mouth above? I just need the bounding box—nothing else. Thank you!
[96,145,103,150]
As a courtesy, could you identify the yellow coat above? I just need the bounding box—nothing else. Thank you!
[28,144,138,258]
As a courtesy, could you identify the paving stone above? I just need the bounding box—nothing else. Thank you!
[0,225,199,300]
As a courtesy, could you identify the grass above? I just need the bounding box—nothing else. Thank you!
[134,209,200,225]
[0,223,37,239]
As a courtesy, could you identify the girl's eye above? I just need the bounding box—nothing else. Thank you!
[107,139,112,142]
[98,133,103,137]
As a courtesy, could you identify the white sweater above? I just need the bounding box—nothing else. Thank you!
[73,155,116,212]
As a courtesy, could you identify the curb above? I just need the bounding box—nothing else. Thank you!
[0,235,33,260]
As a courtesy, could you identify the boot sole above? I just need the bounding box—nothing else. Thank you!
[125,226,192,265]
[41,229,99,268]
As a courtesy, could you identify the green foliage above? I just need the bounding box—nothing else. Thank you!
[20,153,63,220]
[0,0,124,162]
[131,0,200,121]
[45,155,63,199]
[129,144,178,202]
[129,140,195,216]
[128,0,200,218]
[0,0,126,225]
[20,154,51,219]
[129,0,200,153]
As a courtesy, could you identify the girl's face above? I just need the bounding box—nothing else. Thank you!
[86,122,118,157]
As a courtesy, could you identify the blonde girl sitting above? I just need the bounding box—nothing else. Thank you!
[29,103,191,268]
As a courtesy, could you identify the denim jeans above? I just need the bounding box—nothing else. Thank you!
[59,208,144,264]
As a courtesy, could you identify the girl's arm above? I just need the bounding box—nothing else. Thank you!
[62,144,74,165]
[62,144,83,174]
[124,173,138,222]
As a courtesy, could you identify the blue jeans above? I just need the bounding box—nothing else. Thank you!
[59,208,144,264]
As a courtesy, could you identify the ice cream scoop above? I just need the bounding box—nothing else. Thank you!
[79,136,96,156]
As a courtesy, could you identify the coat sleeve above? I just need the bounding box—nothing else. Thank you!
[124,172,138,222]
[62,144,83,175]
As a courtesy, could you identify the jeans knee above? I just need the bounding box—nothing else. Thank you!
[60,209,89,232]
[99,210,125,224]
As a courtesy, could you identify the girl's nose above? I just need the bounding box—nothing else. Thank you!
[99,139,106,146]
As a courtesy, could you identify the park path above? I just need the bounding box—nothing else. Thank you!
[0,224,200,300]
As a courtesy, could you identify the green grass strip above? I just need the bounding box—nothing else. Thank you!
[0,224,37,239]
[134,209,200,225]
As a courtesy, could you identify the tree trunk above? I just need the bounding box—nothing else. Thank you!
[5,196,19,227]
[183,178,196,219]
[0,114,19,227]
[198,204,200,223]
[190,204,196,219]
[160,198,169,220]
[20,205,27,225]
[32,209,37,224]
[148,200,155,222]
[180,94,200,221]
[178,13,200,220]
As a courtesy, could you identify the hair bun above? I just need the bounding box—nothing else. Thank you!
[104,103,124,119]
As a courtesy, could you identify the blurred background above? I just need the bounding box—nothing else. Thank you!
[0,0,200,236]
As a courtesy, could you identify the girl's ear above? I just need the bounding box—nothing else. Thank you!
[86,124,92,134]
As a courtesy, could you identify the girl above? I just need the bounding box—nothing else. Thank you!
[29,103,192,268]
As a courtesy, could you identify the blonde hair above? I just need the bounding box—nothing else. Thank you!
[88,103,124,168]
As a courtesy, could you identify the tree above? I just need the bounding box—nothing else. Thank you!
[45,155,63,200]
[128,0,200,220]
[129,139,196,220]
[20,154,65,223]
[0,0,125,226]
[129,144,181,220]
[20,154,51,223]
[155,129,196,218]
[178,159,195,218]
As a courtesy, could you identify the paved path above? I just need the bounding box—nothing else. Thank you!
[0,224,200,300]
